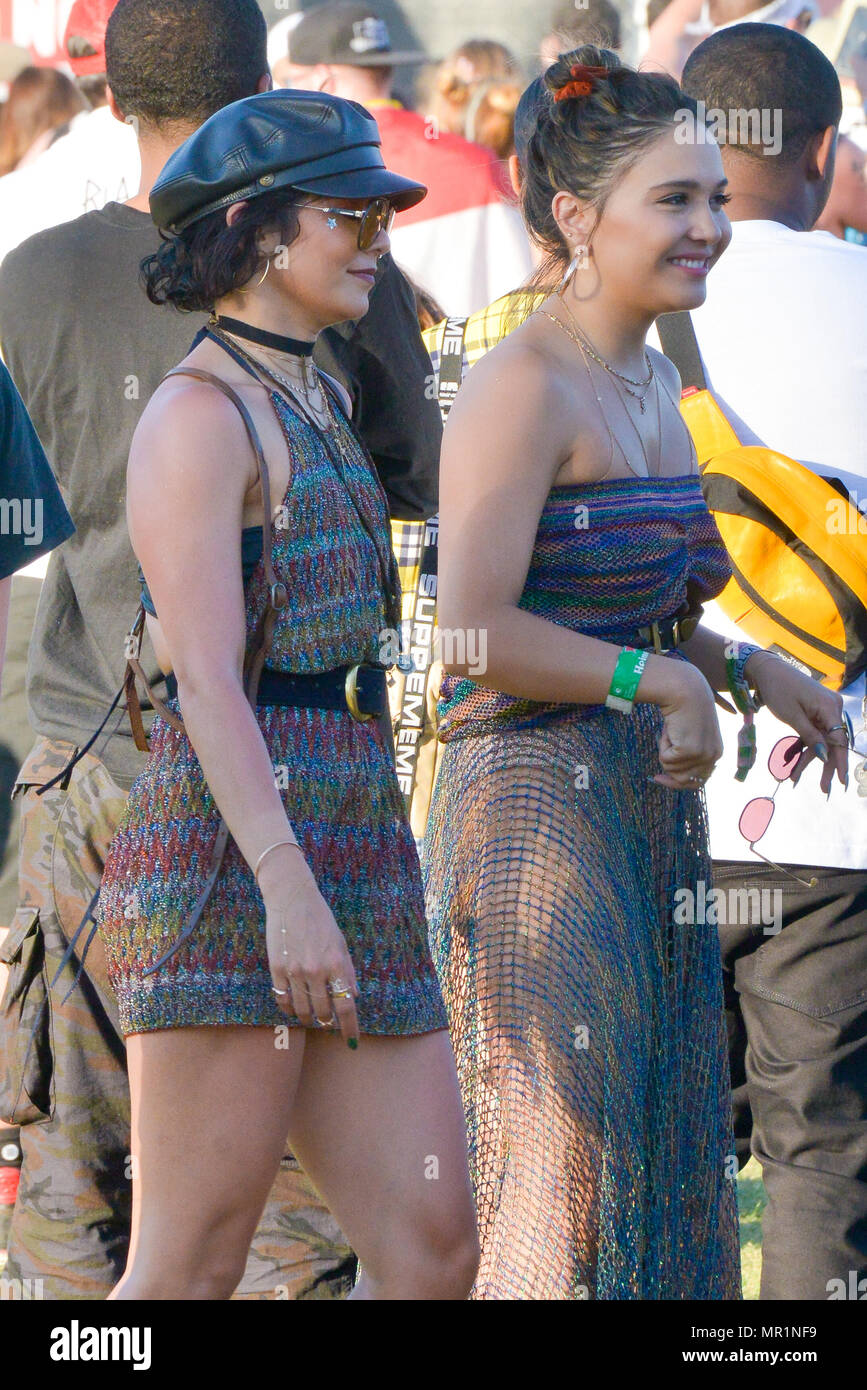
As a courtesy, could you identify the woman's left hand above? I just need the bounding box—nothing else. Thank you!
[748,651,849,793]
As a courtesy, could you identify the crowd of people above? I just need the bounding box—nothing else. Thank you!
[0,0,865,1302]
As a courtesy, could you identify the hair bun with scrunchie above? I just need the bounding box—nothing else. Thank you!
[553,63,610,103]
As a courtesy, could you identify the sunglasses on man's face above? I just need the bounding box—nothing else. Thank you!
[304,197,395,251]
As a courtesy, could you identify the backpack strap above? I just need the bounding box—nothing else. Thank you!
[123,603,173,750]
[436,316,470,423]
[656,311,707,393]
[388,316,468,825]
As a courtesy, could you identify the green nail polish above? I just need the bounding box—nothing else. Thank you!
[815,742,828,762]
[347,1037,358,1050]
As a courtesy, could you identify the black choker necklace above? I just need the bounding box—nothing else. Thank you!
[210,314,315,357]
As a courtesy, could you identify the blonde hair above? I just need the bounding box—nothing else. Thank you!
[430,39,522,152]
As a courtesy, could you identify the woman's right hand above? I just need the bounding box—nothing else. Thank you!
[259,846,360,1045]
[651,660,723,790]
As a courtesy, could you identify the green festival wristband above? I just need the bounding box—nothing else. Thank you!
[605,646,649,714]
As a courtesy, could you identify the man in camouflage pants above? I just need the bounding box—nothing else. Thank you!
[6,740,354,1299]
[0,0,438,1300]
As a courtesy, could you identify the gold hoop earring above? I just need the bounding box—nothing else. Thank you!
[559,243,590,291]
[559,249,579,291]
[237,256,272,294]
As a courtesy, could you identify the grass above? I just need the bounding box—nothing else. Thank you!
[737,1156,767,1299]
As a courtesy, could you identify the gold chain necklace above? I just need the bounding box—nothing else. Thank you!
[558,298,655,411]
[539,309,662,479]
[611,369,663,479]
[215,325,324,417]
[247,339,320,399]
[210,325,333,433]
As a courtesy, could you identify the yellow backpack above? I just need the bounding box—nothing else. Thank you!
[657,312,867,689]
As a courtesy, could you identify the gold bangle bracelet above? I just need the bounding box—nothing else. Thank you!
[253,838,301,885]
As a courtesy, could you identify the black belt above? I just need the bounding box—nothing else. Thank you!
[633,614,700,654]
[163,662,388,721]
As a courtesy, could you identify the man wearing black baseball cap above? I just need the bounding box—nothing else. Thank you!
[285,0,426,70]
[275,1,533,315]
[0,0,439,1301]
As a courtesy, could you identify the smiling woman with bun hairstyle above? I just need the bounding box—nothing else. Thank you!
[422,45,847,1299]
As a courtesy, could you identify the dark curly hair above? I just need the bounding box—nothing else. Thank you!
[142,189,306,313]
[106,0,267,129]
[521,45,698,290]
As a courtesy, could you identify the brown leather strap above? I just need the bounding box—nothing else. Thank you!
[132,367,289,975]
[161,367,282,587]
[124,657,149,752]
[160,367,288,715]
[123,603,185,747]
[125,368,288,737]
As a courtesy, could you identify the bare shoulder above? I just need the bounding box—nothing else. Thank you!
[129,373,259,494]
[449,324,577,429]
[439,325,591,501]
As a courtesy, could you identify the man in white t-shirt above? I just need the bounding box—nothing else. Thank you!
[675,23,867,1300]
[0,0,140,267]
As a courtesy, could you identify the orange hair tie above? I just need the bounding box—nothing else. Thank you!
[553,63,609,102]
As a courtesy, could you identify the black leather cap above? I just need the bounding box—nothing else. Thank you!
[149,89,426,234]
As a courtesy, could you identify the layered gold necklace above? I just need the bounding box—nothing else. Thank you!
[558,297,655,412]
[539,306,663,479]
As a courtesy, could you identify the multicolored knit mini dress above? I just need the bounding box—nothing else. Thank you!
[96,376,447,1039]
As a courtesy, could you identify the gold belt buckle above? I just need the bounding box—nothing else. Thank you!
[344,663,375,722]
[648,618,688,654]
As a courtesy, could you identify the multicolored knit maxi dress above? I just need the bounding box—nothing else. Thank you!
[422,474,742,1299]
[96,386,447,1040]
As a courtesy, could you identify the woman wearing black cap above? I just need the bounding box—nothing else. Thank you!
[96,89,478,1301]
